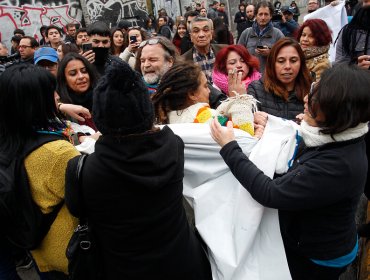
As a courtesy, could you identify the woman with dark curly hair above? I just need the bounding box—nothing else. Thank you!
[212,44,261,96]
[296,19,332,81]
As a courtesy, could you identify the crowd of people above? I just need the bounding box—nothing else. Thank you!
[0,0,370,279]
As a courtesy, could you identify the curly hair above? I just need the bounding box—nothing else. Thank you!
[296,19,332,47]
[152,61,203,124]
[214,45,260,76]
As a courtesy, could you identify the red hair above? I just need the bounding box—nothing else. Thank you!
[296,19,332,47]
[214,45,260,77]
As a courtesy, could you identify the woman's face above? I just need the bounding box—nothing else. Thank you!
[275,46,301,91]
[65,59,91,94]
[226,51,249,81]
[113,31,124,47]
[303,85,325,127]
[299,27,316,50]
[191,72,210,104]
[128,29,143,43]
[57,45,63,61]
[177,24,187,38]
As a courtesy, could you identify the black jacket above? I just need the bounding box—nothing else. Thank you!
[220,136,367,260]
[66,126,212,279]
[248,79,304,120]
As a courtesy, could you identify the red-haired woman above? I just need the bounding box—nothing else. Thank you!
[247,37,312,120]
[213,45,261,96]
[296,19,332,81]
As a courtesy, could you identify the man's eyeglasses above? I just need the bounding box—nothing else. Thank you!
[139,38,175,58]
[308,2,318,4]
[18,45,32,49]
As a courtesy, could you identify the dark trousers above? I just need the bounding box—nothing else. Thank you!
[285,246,348,280]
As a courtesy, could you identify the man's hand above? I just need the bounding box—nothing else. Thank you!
[255,47,271,57]
[358,55,370,70]
[80,50,95,64]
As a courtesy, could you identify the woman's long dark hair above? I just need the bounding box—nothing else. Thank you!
[0,64,60,155]
[338,6,370,61]
[56,52,98,109]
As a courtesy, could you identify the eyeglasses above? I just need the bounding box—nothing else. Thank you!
[309,82,317,97]
[18,45,32,49]
[139,38,175,57]
[308,2,318,4]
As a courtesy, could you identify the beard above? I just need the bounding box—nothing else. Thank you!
[143,61,171,85]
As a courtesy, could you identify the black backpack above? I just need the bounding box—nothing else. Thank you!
[0,134,65,250]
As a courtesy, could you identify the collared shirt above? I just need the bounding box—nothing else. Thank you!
[192,46,215,83]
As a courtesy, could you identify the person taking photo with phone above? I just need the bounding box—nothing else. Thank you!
[119,27,148,69]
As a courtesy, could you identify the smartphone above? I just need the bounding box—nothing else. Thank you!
[256,45,265,49]
[82,42,92,53]
[130,35,137,43]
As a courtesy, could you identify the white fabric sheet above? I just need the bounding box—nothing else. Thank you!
[168,115,300,280]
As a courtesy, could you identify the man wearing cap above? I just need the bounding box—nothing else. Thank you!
[34,47,58,76]
[273,6,299,37]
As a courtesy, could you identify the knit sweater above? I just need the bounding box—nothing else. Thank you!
[26,140,79,273]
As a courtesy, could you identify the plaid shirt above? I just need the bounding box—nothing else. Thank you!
[192,47,215,83]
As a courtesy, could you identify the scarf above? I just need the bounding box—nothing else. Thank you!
[69,88,94,111]
[300,120,369,147]
[143,79,158,95]
[303,45,330,60]
[252,21,273,37]
[212,69,261,95]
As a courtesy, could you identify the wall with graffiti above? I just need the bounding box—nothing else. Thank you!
[85,0,148,28]
[0,0,82,48]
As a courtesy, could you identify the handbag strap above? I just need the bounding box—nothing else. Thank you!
[76,154,88,224]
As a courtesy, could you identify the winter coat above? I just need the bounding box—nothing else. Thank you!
[247,79,304,120]
[220,133,367,261]
[238,23,284,73]
[65,126,212,280]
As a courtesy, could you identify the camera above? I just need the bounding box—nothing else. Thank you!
[272,1,282,21]
[0,53,20,66]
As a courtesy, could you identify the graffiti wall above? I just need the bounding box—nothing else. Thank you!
[85,0,149,28]
[0,0,82,48]
[151,0,180,18]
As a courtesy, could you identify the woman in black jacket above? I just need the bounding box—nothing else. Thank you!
[211,63,370,279]
[247,37,312,120]
[65,60,212,280]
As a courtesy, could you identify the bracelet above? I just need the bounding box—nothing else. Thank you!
[57,102,63,112]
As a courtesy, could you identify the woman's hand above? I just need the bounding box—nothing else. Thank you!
[59,103,91,122]
[210,118,235,147]
[228,68,246,96]
[127,40,140,53]
[253,111,268,139]
[358,55,370,70]
[79,132,101,143]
